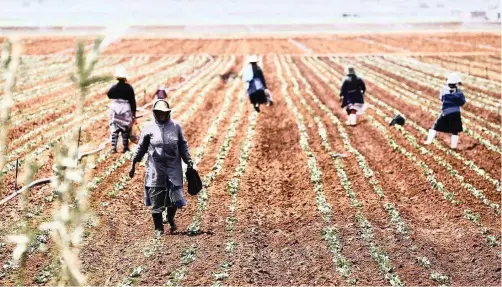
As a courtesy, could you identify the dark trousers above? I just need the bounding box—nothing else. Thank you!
[147,187,178,223]
[249,90,267,105]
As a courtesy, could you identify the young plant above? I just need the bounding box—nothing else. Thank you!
[0,39,22,171]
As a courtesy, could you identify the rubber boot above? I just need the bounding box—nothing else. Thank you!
[167,206,178,233]
[451,135,459,149]
[152,213,164,237]
[424,129,436,145]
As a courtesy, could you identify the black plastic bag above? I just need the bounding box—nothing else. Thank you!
[186,167,202,196]
[389,114,405,126]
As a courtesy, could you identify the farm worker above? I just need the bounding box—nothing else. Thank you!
[340,65,366,126]
[154,84,168,100]
[107,66,136,153]
[128,99,194,237]
[242,55,273,112]
[424,72,465,149]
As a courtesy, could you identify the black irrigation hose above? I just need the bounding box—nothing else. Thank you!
[0,54,215,206]
[0,177,57,205]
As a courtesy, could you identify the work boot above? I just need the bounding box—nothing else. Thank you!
[168,218,177,233]
[152,213,164,237]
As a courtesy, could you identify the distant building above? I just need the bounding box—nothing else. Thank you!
[471,11,487,19]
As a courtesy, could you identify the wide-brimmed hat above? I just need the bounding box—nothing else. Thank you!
[153,99,171,112]
[248,55,259,63]
[114,66,128,79]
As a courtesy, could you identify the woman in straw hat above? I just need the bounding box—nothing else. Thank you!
[424,72,465,149]
[107,66,136,153]
[340,65,366,126]
[242,55,272,112]
[129,99,194,236]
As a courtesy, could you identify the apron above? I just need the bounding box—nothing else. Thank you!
[109,99,133,132]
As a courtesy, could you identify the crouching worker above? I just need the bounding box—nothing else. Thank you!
[424,73,466,149]
[340,65,366,126]
[153,84,168,100]
[129,99,194,236]
[242,55,273,112]
[107,66,136,153]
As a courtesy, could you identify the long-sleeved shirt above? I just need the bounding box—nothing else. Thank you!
[107,80,136,114]
[340,74,366,107]
[132,119,192,187]
[440,87,466,115]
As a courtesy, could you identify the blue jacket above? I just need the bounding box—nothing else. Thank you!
[441,88,466,115]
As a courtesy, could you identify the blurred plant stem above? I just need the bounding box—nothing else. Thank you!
[11,37,112,286]
[0,39,22,171]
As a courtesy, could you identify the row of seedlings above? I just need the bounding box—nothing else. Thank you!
[163,93,252,286]
[278,55,406,286]
[320,56,501,194]
[304,56,501,250]
[1,56,212,177]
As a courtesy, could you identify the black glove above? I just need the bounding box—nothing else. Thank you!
[187,160,194,170]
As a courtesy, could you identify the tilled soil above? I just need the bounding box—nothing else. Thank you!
[0,33,500,286]
[293,56,501,286]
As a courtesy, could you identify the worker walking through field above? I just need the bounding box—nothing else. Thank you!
[242,55,273,112]
[129,99,194,236]
[340,65,366,126]
[424,72,466,149]
[107,66,136,153]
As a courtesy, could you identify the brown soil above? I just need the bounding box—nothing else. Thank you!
[1,33,500,286]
